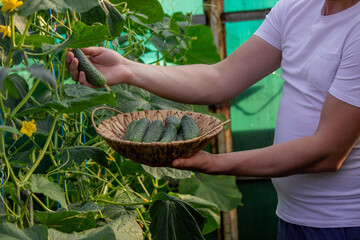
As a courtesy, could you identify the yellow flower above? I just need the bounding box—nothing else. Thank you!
[20,119,37,137]
[63,113,69,118]
[0,25,11,39]
[106,155,116,162]
[1,0,23,12]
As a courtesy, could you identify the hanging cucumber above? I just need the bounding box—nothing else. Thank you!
[103,0,126,38]
[71,48,107,88]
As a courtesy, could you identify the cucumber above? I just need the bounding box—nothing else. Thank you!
[176,132,185,141]
[164,116,181,130]
[71,48,107,88]
[181,115,201,140]
[128,118,150,142]
[104,0,126,38]
[142,120,164,143]
[160,124,177,142]
[124,120,138,140]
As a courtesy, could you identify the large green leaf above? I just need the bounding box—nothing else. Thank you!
[150,192,206,240]
[42,21,109,54]
[112,0,164,24]
[34,210,96,233]
[169,25,221,65]
[0,222,48,240]
[59,146,111,168]
[67,21,109,48]
[179,174,243,212]
[3,74,33,111]
[16,34,56,49]
[170,193,221,235]
[111,84,192,113]
[18,0,100,16]
[141,166,192,180]
[16,88,116,116]
[27,64,56,87]
[28,174,68,210]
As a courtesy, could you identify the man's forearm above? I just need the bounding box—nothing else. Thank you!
[125,61,227,105]
[208,136,343,178]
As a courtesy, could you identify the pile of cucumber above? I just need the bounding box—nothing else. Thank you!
[124,115,201,143]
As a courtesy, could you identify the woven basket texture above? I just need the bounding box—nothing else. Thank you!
[92,107,228,164]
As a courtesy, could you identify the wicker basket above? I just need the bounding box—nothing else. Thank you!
[91,107,230,164]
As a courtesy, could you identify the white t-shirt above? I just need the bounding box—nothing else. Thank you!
[254,0,360,228]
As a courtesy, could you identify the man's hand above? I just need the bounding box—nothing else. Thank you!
[133,150,216,173]
[66,47,131,87]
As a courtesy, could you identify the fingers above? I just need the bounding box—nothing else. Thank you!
[78,71,95,88]
[67,54,80,82]
[81,47,104,56]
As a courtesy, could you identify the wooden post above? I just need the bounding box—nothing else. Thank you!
[203,1,239,240]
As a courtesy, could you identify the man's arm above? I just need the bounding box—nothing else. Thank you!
[67,36,282,105]
[127,35,282,105]
[172,93,360,177]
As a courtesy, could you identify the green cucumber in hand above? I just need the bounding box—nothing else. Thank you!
[71,48,107,88]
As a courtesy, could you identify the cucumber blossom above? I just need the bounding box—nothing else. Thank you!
[164,116,181,130]
[181,115,201,140]
[142,120,164,143]
[128,118,150,142]
[160,124,177,142]
[124,120,138,140]
[71,48,107,88]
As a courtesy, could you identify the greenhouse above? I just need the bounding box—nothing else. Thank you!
[1,0,360,239]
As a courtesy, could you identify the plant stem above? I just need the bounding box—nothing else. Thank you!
[94,198,153,206]
[31,194,54,212]
[21,114,58,185]
[9,79,40,117]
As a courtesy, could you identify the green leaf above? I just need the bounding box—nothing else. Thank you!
[170,193,221,235]
[80,6,107,26]
[0,222,48,240]
[101,204,135,220]
[63,84,99,97]
[112,0,164,24]
[67,202,104,212]
[179,174,243,212]
[68,21,109,48]
[34,116,56,136]
[18,0,100,16]
[27,64,56,87]
[59,146,111,168]
[16,34,56,49]
[141,166,192,180]
[150,192,206,240]
[29,174,68,210]
[63,92,116,114]
[41,21,109,54]
[0,67,9,84]
[111,84,192,113]
[0,126,20,135]
[16,89,116,116]
[3,74,33,111]
[34,210,96,233]
[169,25,221,65]
[15,100,69,117]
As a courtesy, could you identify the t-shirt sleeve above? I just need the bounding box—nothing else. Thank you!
[254,0,284,50]
[329,32,360,108]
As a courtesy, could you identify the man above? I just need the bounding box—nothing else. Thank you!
[67,0,360,238]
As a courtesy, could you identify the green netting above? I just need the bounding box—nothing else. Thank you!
[224,0,279,12]
[160,0,204,15]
